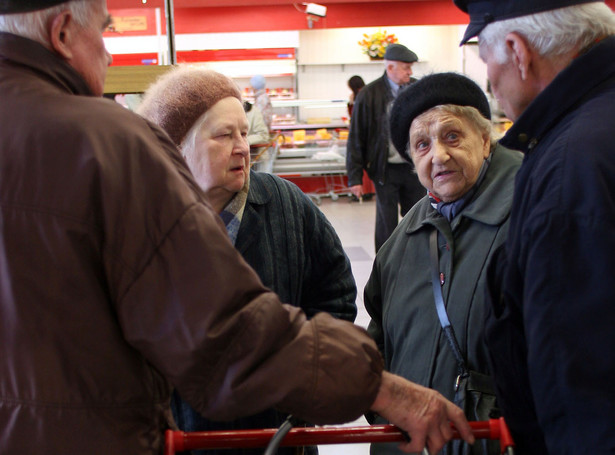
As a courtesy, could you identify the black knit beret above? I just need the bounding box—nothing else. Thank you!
[390,72,491,162]
[454,0,602,45]
[0,0,69,14]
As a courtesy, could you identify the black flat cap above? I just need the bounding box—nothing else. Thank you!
[0,0,70,14]
[390,72,491,162]
[454,0,604,45]
[384,43,418,63]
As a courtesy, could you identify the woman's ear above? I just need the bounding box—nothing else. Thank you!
[482,133,491,159]
[49,11,74,60]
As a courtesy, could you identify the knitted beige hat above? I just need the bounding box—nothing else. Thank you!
[137,66,242,146]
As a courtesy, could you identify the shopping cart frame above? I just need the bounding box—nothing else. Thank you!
[164,418,515,455]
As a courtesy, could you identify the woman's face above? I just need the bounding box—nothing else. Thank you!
[186,97,250,211]
[409,109,490,202]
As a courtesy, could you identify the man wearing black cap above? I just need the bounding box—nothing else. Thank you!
[0,1,475,454]
[346,43,425,252]
[454,1,615,454]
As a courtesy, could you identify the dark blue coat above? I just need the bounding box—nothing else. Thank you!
[486,36,615,454]
[172,171,357,455]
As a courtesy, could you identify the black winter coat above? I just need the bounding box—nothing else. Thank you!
[346,72,416,186]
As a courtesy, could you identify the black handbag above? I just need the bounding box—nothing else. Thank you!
[429,230,499,455]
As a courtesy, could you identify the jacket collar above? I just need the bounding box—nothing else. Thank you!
[235,171,270,254]
[246,170,273,206]
[0,32,92,96]
[405,144,518,234]
[500,35,615,154]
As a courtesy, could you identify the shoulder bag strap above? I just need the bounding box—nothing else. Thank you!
[429,229,467,377]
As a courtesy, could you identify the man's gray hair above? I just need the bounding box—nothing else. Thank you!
[0,0,92,47]
[479,2,615,64]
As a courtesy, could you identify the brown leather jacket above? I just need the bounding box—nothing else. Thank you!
[0,32,383,454]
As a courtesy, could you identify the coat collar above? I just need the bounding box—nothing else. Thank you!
[0,32,93,96]
[405,144,520,234]
[246,170,273,206]
[235,171,270,254]
[500,36,615,154]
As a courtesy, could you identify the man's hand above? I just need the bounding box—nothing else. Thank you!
[371,371,474,454]
[349,185,364,199]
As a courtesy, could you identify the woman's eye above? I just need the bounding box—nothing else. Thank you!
[445,131,460,141]
[415,141,429,153]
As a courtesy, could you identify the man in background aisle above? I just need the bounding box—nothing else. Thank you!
[346,43,425,251]
[454,0,615,453]
[250,74,273,131]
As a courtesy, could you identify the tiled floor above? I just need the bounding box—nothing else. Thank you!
[313,195,378,455]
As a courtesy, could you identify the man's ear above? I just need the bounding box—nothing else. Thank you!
[49,11,74,60]
[506,32,532,81]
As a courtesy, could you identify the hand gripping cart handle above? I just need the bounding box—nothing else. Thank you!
[165,417,515,455]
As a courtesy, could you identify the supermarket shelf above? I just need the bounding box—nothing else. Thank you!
[271,99,348,108]
[273,122,348,131]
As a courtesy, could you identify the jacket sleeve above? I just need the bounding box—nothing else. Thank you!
[363,258,386,356]
[299,191,358,322]
[109,128,382,425]
[346,91,369,187]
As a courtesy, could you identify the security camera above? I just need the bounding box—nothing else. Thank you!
[305,3,327,18]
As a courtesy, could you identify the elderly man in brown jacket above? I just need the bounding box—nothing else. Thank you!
[0,1,473,454]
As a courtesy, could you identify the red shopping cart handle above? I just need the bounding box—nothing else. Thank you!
[165,418,515,455]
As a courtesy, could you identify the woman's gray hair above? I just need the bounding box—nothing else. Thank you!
[479,2,615,64]
[0,0,92,47]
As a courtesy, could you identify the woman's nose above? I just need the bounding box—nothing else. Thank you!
[431,141,449,164]
[234,133,249,155]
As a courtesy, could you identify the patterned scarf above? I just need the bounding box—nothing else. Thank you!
[428,155,491,222]
[219,174,250,245]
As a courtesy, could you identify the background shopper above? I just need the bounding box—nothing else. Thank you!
[250,73,273,131]
[346,43,425,251]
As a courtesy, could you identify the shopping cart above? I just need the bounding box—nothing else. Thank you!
[250,133,283,174]
[164,418,515,455]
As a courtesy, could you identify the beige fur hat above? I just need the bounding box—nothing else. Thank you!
[137,66,242,146]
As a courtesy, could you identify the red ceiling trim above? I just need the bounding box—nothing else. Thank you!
[177,48,296,62]
[107,1,614,35]
[108,2,468,35]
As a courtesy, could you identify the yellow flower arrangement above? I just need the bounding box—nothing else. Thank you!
[358,30,399,59]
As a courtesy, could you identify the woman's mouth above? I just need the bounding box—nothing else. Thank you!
[434,170,454,179]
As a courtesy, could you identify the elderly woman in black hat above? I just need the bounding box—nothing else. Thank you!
[364,73,522,455]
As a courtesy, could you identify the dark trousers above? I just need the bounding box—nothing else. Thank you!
[374,163,424,252]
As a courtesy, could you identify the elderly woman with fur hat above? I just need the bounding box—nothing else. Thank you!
[364,73,522,455]
[137,67,357,455]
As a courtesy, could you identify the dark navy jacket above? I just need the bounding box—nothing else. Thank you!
[486,36,615,454]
